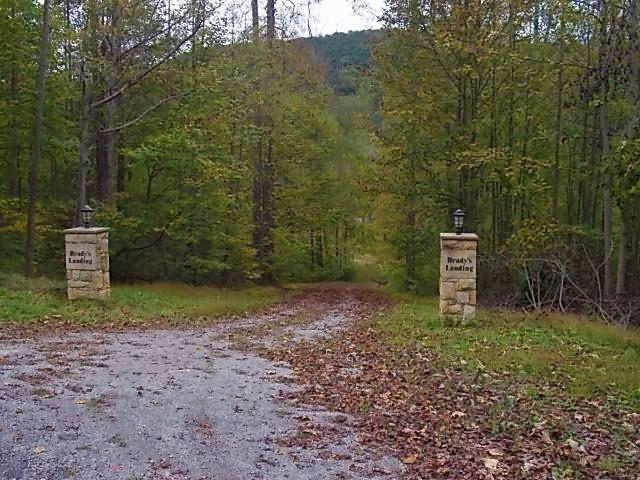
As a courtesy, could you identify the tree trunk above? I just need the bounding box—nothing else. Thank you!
[251,0,277,281]
[617,0,640,299]
[579,99,590,225]
[602,112,613,298]
[7,64,20,198]
[589,109,600,229]
[104,83,120,206]
[117,151,126,193]
[95,114,112,203]
[251,0,259,40]
[25,0,51,278]
[105,98,119,203]
[405,208,417,292]
[310,229,315,266]
[616,217,627,300]
[7,2,20,198]
[335,223,341,271]
[259,137,275,279]
[632,211,639,295]
[266,0,276,44]
[599,0,613,297]
[190,0,200,68]
[406,141,417,292]
[250,0,263,274]
[315,230,324,268]
[552,43,564,219]
[96,1,122,207]
[252,136,264,262]
[75,77,92,226]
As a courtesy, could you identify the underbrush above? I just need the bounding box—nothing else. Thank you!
[0,273,282,328]
[379,295,640,410]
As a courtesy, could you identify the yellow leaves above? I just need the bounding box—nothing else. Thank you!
[402,454,419,464]
[482,457,504,472]
[487,448,504,457]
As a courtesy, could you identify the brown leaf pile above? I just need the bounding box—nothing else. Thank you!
[268,318,640,479]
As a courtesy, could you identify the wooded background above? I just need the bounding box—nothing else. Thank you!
[1,0,639,323]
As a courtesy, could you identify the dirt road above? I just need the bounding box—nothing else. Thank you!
[0,286,403,480]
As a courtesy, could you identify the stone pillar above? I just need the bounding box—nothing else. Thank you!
[439,233,478,324]
[64,227,110,300]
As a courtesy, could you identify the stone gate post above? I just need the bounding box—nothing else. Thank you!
[64,227,110,300]
[439,233,478,324]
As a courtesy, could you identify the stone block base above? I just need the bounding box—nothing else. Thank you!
[439,233,478,324]
[68,286,111,300]
[64,227,110,301]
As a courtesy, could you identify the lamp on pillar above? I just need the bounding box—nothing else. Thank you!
[440,209,478,324]
[453,208,465,235]
[81,204,93,229]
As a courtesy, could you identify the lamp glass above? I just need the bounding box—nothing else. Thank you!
[81,205,93,228]
[453,209,465,234]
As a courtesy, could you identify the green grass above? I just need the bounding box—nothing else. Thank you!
[0,274,283,328]
[379,295,640,409]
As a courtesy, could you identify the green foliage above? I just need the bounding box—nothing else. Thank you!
[0,11,374,284]
[3,0,640,306]
[371,0,640,302]
[0,0,39,197]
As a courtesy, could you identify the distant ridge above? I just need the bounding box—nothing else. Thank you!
[297,30,383,95]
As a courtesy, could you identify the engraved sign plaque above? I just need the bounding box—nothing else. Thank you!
[440,250,476,279]
[65,243,97,271]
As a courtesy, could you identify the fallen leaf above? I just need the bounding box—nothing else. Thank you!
[403,454,419,465]
[483,457,500,471]
[487,448,504,457]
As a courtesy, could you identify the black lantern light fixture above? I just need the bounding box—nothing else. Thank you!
[453,208,465,235]
[81,204,93,229]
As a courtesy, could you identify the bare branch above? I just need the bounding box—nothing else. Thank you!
[120,8,191,60]
[100,93,188,134]
[91,21,203,109]
[114,215,178,259]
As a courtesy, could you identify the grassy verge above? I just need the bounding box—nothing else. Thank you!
[0,274,283,329]
[379,295,640,410]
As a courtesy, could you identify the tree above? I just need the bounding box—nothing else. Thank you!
[0,0,38,199]
[24,0,51,277]
[71,0,205,215]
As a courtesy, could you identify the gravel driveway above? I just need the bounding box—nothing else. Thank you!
[0,286,403,480]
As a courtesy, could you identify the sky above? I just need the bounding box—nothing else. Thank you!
[220,1,385,39]
[309,0,384,35]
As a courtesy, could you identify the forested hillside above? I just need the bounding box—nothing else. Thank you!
[302,30,381,94]
[1,0,640,324]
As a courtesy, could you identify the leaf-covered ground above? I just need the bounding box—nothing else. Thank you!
[2,282,638,479]
[268,297,640,480]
